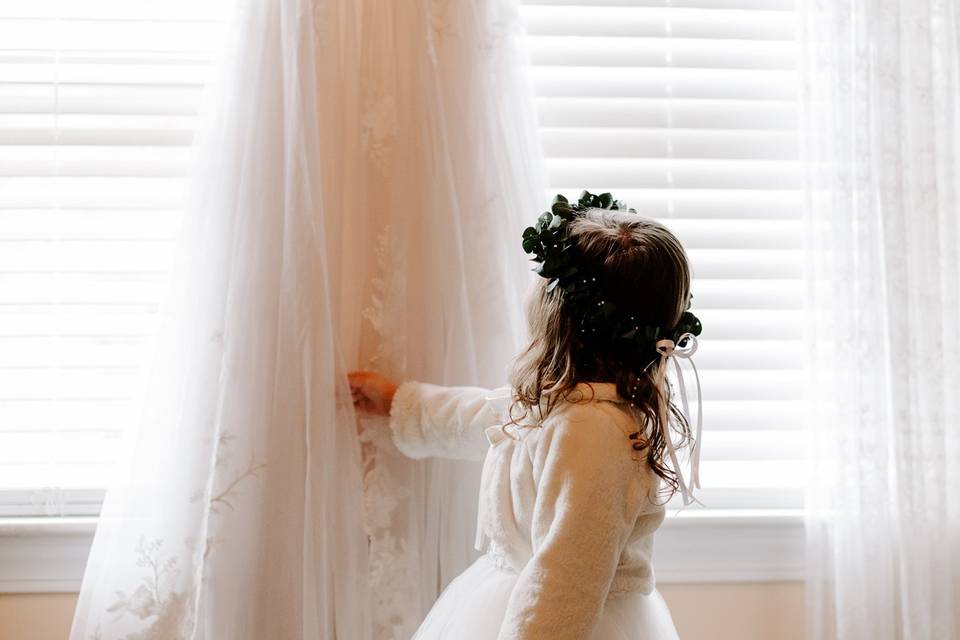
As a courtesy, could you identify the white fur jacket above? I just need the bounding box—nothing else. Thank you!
[389,380,667,640]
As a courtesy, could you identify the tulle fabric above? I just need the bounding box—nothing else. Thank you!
[70,2,373,638]
[69,0,544,638]
[413,555,680,640]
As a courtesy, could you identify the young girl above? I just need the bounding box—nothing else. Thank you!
[349,192,702,639]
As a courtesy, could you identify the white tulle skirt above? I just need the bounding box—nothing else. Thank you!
[412,554,680,639]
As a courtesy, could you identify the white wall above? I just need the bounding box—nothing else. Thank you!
[0,583,805,640]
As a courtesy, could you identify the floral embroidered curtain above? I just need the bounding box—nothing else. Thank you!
[69,0,544,638]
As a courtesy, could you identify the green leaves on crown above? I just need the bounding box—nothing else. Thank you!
[562,190,634,213]
[521,191,635,293]
[521,190,703,357]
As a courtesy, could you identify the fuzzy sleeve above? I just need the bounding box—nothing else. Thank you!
[388,381,506,461]
[496,404,649,640]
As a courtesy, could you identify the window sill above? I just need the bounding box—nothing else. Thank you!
[0,517,97,593]
[0,511,804,594]
[656,509,804,583]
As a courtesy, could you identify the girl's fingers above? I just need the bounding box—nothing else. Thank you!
[346,371,394,417]
[346,372,364,391]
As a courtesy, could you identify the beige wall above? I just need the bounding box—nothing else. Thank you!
[0,583,804,640]
[661,582,805,640]
[0,593,77,640]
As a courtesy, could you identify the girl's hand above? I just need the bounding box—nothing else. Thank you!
[347,370,399,417]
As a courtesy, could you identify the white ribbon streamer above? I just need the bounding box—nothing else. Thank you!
[653,333,703,507]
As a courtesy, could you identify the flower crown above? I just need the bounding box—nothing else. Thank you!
[521,191,703,366]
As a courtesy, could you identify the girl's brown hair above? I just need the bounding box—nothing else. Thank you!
[508,208,692,498]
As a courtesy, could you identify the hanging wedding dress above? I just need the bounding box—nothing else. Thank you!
[69,0,543,638]
[345,0,544,636]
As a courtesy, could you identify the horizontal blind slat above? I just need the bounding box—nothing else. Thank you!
[0,84,203,115]
[666,488,802,510]
[521,6,795,40]
[0,432,122,464]
[537,97,798,130]
[1,0,230,21]
[0,176,185,208]
[546,158,801,188]
[529,37,796,69]
[0,400,131,431]
[0,336,153,367]
[521,0,794,9]
[0,273,166,304]
[0,209,182,239]
[0,19,226,52]
[541,128,797,160]
[0,147,190,176]
[533,67,797,99]
[0,369,139,399]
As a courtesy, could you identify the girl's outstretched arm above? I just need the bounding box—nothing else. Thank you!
[349,371,505,461]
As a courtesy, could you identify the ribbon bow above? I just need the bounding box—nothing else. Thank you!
[653,333,703,507]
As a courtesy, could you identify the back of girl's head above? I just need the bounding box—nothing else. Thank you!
[509,208,692,496]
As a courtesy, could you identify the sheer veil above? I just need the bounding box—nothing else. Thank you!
[69,0,544,638]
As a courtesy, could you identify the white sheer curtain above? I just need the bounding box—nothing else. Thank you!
[69,0,543,638]
[800,0,960,638]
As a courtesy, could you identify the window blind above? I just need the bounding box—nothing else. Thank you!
[1,0,802,519]
[0,1,230,516]
[519,0,803,513]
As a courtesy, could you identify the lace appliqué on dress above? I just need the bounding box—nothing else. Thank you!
[361,92,398,176]
[98,432,266,639]
[359,418,417,640]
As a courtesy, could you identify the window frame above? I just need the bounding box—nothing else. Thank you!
[0,511,804,593]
